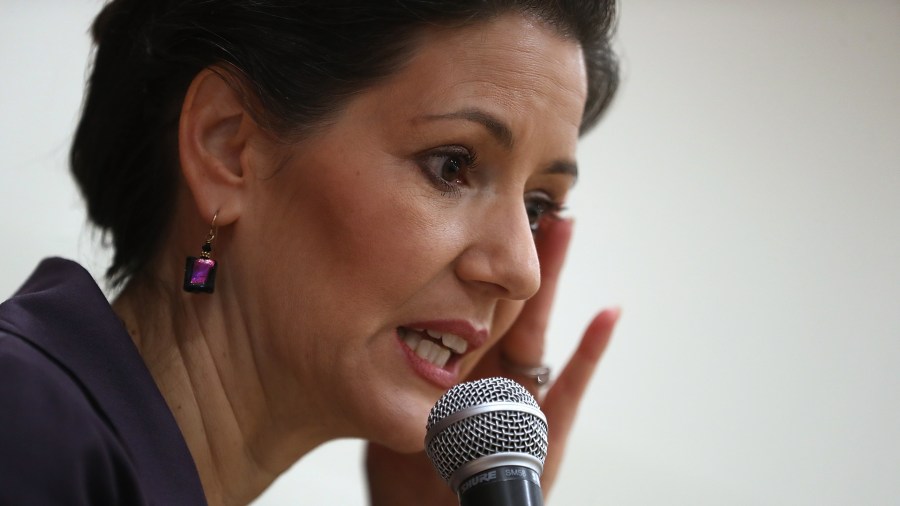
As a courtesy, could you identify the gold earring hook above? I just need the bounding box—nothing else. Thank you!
[206,211,219,243]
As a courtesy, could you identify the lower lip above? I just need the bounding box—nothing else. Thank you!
[396,329,460,390]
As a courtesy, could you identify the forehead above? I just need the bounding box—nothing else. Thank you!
[361,13,588,137]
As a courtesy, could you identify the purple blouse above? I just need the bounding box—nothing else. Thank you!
[0,258,206,505]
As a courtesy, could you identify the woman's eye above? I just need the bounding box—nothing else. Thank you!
[417,146,475,192]
[525,193,563,233]
[437,156,464,182]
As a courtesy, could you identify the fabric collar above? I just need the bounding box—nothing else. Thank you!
[0,257,206,504]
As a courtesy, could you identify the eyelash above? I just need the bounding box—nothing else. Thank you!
[417,145,478,197]
[524,193,565,234]
[415,145,565,234]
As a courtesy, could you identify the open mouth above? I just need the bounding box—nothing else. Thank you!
[398,326,468,369]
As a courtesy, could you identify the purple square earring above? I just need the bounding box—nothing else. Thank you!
[183,211,219,294]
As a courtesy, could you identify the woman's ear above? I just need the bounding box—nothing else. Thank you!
[178,68,256,226]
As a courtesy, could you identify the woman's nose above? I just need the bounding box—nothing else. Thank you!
[454,198,541,301]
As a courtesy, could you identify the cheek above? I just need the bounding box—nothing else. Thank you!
[274,156,462,318]
[458,299,524,377]
[491,299,525,340]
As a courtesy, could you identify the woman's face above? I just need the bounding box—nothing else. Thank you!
[232,13,588,450]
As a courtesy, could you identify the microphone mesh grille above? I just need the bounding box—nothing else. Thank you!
[425,377,548,483]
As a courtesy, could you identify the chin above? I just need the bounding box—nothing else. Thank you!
[359,389,437,454]
[382,428,428,454]
[366,419,429,454]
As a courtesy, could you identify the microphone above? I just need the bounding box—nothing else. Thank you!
[425,377,548,506]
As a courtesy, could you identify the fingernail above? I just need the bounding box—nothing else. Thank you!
[607,305,622,321]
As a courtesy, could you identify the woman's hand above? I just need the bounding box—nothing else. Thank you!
[365,218,620,505]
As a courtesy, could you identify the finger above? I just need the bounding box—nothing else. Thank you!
[500,217,574,364]
[542,307,620,448]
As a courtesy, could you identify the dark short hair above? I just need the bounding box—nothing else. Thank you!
[71,0,619,286]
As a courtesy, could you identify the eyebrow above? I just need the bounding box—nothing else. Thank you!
[422,108,515,150]
[420,108,579,181]
[547,159,579,183]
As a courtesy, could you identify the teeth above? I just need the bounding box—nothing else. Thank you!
[401,328,422,350]
[414,339,436,361]
[401,327,459,368]
[424,329,468,354]
[432,347,451,368]
[414,339,451,368]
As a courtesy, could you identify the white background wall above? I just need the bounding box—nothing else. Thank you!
[2,1,898,504]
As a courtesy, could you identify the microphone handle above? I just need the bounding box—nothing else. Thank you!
[457,465,544,506]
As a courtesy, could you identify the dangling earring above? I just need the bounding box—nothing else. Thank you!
[183,212,219,293]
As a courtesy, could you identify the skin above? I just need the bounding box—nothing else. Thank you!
[112,13,619,506]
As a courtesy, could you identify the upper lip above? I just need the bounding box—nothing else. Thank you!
[399,319,489,353]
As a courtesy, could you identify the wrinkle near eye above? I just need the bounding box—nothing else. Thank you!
[419,109,514,150]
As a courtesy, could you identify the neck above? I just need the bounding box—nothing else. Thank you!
[113,269,327,506]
